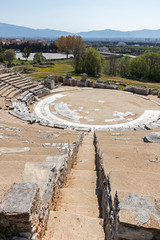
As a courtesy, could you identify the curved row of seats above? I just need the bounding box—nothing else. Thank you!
[0,71,39,109]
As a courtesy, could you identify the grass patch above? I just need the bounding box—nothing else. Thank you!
[12,59,160,89]
[13,59,74,81]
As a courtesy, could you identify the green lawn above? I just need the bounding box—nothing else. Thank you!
[13,59,74,81]
[12,59,160,89]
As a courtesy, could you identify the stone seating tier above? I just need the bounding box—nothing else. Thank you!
[95,130,160,239]
[0,110,83,239]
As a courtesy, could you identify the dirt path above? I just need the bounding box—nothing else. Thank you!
[43,132,104,240]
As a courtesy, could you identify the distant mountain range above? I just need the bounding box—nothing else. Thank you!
[1,22,160,40]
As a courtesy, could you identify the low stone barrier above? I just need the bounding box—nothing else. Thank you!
[123,85,150,96]
[45,73,159,97]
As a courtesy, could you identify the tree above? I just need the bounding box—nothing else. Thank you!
[72,36,86,59]
[56,35,85,59]
[56,35,72,59]
[72,36,86,72]
[120,56,131,76]
[144,52,160,81]
[121,52,160,82]
[81,48,105,76]
[22,47,30,60]
[130,55,148,78]
[33,52,46,63]
[0,47,4,63]
[108,56,118,75]
[3,49,16,66]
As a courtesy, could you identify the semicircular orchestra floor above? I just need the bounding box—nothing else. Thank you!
[34,88,160,131]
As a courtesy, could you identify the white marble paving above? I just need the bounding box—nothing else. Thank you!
[34,93,160,131]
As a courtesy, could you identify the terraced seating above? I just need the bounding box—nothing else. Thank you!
[0,96,5,109]
[8,85,51,124]
[5,78,27,84]
[0,85,14,96]
[95,130,160,239]
[0,83,9,94]
[0,71,40,109]
[0,72,37,87]
[0,110,83,239]
[2,76,22,82]
[2,87,21,98]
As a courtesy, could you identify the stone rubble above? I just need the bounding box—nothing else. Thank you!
[143,132,160,143]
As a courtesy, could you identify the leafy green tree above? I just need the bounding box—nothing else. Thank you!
[33,52,46,63]
[0,51,4,63]
[144,52,160,81]
[22,47,30,60]
[3,49,16,66]
[122,52,160,81]
[120,56,131,76]
[81,47,105,76]
[130,55,148,78]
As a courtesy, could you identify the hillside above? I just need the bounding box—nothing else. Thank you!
[1,22,160,39]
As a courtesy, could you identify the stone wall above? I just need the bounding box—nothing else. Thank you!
[48,74,160,97]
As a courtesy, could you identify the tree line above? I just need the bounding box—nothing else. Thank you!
[0,41,57,53]
[0,49,46,66]
[104,52,160,82]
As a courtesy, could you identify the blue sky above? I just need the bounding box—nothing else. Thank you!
[0,0,160,32]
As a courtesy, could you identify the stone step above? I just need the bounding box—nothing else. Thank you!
[109,170,160,200]
[0,161,25,185]
[5,90,20,99]
[74,158,96,170]
[0,85,10,95]
[14,81,33,87]
[66,169,97,189]
[44,211,104,240]
[5,78,24,84]
[0,86,13,97]
[0,135,79,146]
[0,146,59,156]
[0,97,5,109]
[0,141,46,148]
[1,87,17,97]
[0,154,50,162]
[57,188,99,218]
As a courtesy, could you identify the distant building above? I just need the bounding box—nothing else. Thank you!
[117,42,127,46]
[98,46,109,52]
[13,49,20,53]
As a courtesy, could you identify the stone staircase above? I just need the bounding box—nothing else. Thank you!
[44,132,104,240]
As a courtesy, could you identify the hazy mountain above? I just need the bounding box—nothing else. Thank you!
[78,29,160,39]
[1,22,160,40]
[0,23,71,39]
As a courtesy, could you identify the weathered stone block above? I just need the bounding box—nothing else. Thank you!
[93,82,106,88]
[63,78,70,86]
[123,85,150,96]
[77,80,86,87]
[0,182,41,236]
[143,132,160,143]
